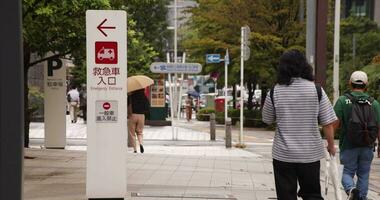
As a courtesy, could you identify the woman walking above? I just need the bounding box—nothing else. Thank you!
[262,50,337,200]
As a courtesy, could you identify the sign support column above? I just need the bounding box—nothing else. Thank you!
[86,10,127,199]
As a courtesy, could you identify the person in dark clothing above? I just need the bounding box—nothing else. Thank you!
[128,89,150,153]
[79,85,87,123]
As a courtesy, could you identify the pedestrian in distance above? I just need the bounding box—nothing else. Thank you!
[333,71,380,200]
[79,84,87,124]
[67,85,80,123]
[185,94,193,122]
[262,49,337,200]
[128,89,150,153]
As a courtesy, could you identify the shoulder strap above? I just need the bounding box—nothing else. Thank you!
[271,84,321,106]
[344,92,355,102]
[270,86,275,107]
[315,85,322,102]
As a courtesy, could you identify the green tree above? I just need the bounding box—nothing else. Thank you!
[183,0,304,109]
[325,16,380,97]
[23,0,111,147]
[124,0,170,58]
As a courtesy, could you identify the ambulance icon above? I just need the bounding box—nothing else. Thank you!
[95,42,118,64]
[97,47,115,61]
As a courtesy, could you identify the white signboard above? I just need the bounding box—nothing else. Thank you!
[150,62,202,74]
[44,57,66,148]
[86,10,127,199]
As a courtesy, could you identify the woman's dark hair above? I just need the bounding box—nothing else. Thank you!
[277,49,314,85]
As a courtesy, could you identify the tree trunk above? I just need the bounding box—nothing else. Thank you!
[23,46,30,148]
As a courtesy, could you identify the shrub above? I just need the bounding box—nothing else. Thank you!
[213,109,267,128]
[196,108,215,121]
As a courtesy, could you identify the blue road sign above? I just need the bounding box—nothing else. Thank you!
[206,54,221,63]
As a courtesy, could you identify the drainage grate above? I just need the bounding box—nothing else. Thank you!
[131,192,237,199]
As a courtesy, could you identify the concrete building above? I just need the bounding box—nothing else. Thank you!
[342,0,380,24]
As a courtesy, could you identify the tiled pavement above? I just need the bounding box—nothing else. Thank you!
[25,117,380,200]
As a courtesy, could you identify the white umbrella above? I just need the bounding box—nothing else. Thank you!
[127,75,154,93]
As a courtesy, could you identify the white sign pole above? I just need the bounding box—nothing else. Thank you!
[167,53,175,140]
[44,57,66,148]
[86,10,127,199]
[173,0,179,119]
[176,53,186,140]
[240,27,244,145]
[333,0,341,104]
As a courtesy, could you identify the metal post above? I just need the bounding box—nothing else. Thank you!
[225,118,232,148]
[306,0,316,70]
[224,49,229,124]
[315,0,328,87]
[167,53,175,140]
[333,0,341,104]
[173,0,178,119]
[176,53,185,140]
[299,0,305,22]
[0,0,24,199]
[210,113,216,141]
[240,27,244,145]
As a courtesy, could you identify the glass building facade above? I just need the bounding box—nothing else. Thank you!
[343,0,375,19]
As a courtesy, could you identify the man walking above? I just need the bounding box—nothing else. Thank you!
[67,85,80,123]
[334,71,380,200]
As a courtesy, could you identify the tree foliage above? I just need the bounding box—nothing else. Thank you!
[22,0,168,146]
[325,16,380,98]
[183,0,304,108]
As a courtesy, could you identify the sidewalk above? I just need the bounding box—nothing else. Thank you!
[25,117,379,200]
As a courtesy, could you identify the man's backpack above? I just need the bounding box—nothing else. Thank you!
[345,93,378,147]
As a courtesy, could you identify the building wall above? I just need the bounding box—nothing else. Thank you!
[375,0,380,25]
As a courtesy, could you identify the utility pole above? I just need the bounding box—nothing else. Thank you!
[315,0,328,87]
[0,0,24,199]
[240,26,250,146]
[306,0,316,70]
[333,0,341,104]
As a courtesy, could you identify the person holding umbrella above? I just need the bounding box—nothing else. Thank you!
[127,75,153,153]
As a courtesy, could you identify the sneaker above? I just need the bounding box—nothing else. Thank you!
[347,188,359,200]
[140,144,144,153]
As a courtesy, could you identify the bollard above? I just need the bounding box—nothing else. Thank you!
[210,113,216,141]
[225,118,232,148]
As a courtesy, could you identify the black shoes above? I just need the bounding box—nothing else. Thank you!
[140,144,144,153]
[347,188,359,200]
[133,150,137,153]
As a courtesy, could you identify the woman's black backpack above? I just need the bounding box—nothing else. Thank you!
[345,93,378,147]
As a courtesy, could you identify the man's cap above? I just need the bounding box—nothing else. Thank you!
[350,71,368,85]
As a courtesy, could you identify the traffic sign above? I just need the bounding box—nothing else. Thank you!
[150,62,202,74]
[206,54,221,63]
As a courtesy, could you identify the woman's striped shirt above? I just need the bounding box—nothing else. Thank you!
[262,78,337,163]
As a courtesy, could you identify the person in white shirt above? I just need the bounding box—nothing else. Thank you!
[67,85,80,123]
